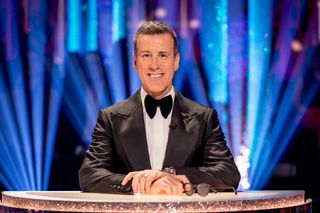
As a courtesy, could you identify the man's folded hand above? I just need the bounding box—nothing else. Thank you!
[121,170,191,195]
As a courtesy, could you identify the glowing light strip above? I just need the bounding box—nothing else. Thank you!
[97,0,112,67]
[200,0,229,143]
[44,65,65,189]
[27,0,46,190]
[227,0,245,158]
[43,0,66,190]
[112,0,125,43]
[67,0,81,52]
[110,0,126,102]
[227,0,250,189]
[246,0,273,189]
[4,0,34,189]
[96,0,119,104]
[86,0,97,51]
[201,0,228,104]
[246,0,272,149]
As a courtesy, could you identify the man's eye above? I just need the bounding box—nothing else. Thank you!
[160,54,168,58]
[142,54,151,58]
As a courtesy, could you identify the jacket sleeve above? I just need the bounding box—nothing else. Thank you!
[174,108,241,190]
[78,110,132,194]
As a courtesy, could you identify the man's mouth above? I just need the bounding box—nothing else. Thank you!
[148,73,163,78]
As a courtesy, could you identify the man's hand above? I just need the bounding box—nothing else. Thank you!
[149,175,191,195]
[122,170,169,194]
[121,170,191,195]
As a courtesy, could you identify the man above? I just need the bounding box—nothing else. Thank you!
[79,21,240,195]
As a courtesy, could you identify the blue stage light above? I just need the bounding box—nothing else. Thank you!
[43,0,66,189]
[86,0,98,51]
[27,0,47,190]
[246,0,272,149]
[67,0,82,52]
[200,0,230,143]
[246,0,273,189]
[227,0,246,158]
[97,0,113,65]
[108,0,127,102]
[112,0,125,43]
[43,63,65,189]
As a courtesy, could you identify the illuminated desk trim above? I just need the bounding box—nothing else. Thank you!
[0,190,310,212]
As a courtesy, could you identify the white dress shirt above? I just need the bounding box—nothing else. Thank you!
[140,87,175,170]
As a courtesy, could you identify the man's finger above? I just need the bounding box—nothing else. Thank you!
[132,172,149,194]
[174,175,192,192]
[174,175,190,184]
[139,176,147,194]
[131,174,141,194]
[121,172,137,185]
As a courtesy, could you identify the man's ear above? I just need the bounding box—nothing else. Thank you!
[133,54,137,69]
[174,53,180,71]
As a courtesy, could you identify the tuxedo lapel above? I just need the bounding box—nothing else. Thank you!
[163,92,202,168]
[111,91,151,171]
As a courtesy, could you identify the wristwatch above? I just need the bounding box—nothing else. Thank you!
[163,167,176,175]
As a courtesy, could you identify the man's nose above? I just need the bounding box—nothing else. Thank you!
[149,56,159,70]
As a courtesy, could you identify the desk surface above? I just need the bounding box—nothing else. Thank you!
[0,190,307,212]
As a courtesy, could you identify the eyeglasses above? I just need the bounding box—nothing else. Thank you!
[184,183,237,197]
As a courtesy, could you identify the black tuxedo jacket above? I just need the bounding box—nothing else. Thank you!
[79,89,240,193]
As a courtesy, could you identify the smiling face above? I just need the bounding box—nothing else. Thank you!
[134,33,180,99]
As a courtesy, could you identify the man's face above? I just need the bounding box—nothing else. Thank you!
[134,33,180,99]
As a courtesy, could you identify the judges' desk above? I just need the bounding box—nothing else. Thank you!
[0,191,312,212]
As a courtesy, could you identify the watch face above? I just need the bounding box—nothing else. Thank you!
[164,167,176,175]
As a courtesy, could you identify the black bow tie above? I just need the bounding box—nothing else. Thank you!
[144,95,173,119]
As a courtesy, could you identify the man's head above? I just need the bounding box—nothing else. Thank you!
[134,21,180,99]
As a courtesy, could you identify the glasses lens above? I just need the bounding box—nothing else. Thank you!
[197,183,210,197]
[185,189,194,196]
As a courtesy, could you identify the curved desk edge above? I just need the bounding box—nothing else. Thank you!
[0,190,311,212]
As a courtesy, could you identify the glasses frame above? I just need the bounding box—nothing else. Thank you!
[184,183,237,197]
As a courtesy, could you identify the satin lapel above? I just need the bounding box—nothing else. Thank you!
[163,95,200,168]
[112,96,151,171]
